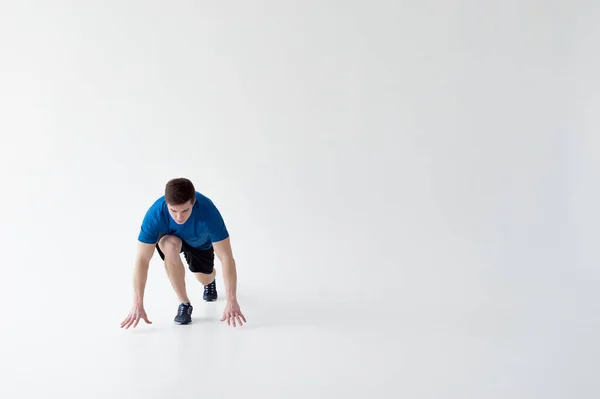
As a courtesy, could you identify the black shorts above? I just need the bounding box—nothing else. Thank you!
[156,234,215,275]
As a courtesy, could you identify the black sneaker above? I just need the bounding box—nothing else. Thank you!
[174,302,193,325]
[203,279,218,302]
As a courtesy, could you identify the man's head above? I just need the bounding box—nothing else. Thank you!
[165,178,196,224]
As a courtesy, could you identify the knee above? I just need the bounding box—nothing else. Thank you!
[159,235,182,256]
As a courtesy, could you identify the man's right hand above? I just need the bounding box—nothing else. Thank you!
[120,302,152,329]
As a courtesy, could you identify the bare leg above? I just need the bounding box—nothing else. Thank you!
[193,268,216,286]
[159,235,191,304]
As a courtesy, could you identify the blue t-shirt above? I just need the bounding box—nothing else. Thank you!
[138,191,229,250]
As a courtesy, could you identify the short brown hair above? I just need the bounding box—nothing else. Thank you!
[165,178,196,205]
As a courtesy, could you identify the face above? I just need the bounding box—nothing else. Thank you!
[167,200,194,224]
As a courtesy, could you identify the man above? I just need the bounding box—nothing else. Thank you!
[120,178,246,328]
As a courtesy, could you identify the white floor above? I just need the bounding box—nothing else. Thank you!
[1,259,598,399]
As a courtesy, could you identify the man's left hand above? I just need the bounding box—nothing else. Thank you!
[221,299,247,327]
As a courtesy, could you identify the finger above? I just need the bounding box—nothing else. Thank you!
[239,312,247,323]
[236,315,244,326]
[128,315,137,328]
[122,315,133,329]
[143,314,152,324]
[227,313,231,326]
[232,315,237,327]
[220,312,226,322]
[121,313,133,326]
[133,315,141,328]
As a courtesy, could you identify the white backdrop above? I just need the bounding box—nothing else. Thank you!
[1,1,598,398]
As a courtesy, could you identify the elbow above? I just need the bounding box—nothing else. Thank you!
[219,255,235,266]
[136,256,151,269]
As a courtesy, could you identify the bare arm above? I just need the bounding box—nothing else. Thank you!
[133,241,156,304]
[213,237,237,300]
[213,237,246,326]
[121,241,155,329]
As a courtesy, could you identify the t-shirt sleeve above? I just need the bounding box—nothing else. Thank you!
[138,207,161,244]
[206,202,229,243]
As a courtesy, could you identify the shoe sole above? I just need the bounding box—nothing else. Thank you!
[174,320,192,325]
